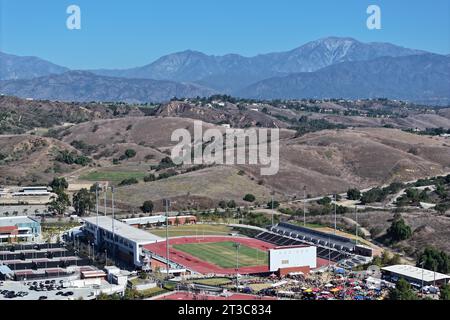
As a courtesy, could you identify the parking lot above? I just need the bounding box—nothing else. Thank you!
[0,278,98,300]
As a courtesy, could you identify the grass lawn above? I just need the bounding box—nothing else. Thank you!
[192,278,232,286]
[149,224,233,238]
[138,287,168,298]
[80,170,146,182]
[172,241,268,269]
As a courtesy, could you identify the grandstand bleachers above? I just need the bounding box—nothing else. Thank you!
[255,222,355,263]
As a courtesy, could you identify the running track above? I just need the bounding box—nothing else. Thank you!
[144,236,333,275]
[144,236,276,275]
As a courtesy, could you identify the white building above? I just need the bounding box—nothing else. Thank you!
[269,245,317,273]
[0,216,41,243]
[82,216,163,268]
[382,264,450,287]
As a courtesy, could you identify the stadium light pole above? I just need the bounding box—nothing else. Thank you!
[163,199,171,279]
[271,193,274,227]
[334,192,337,235]
[104,184,107,217]
[234,242,241,292]
[95,184,99,246]
[111,186,115,264]
[303,186,307,227]
[354,206,358,246]
[420,260,425,292]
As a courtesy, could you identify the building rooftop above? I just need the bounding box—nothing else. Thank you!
[382,265,450,282]
[121,215,166,225]
[83,216,162,245]
[0,216,39,227]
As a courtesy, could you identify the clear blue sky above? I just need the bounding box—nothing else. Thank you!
[1,0,449,69]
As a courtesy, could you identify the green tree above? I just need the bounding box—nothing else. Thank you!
[73,188,95,216]
[317,197,332,206]
[48,192,70,216]
[267,200,280,209]
[388,278,418,300]
[49,177,68,194]
[243,194,256,202]
[347,188,361,200]
[141,200,154,213]
[417,247,450,274]
[143,174,156,182]
[124,149,137,159]
[218,200,227,209]
[119,178,139,186]
[227,200,237,209]
[386,216,412,243]
[440,284,450,300]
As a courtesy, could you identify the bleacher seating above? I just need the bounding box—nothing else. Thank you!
[255,228,351,263]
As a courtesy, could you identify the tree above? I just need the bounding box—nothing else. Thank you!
[218,200,227,209]
[267,200,280,209]
[143,174,156,182]
[49,177,68,194]
[386,216,412,243]
[124,149,137,159]
[141,200,154,213]
[48,192,70,216]
[347,188,361,200]
[90,183,102,193]
[119,178,139,186]
[243,194,256,202]
[440,284,450,300]
[388,278,418,300]
[73,188,95,216]
[227,200,237,209]
[317,197,332,206]
[417,247,450,274]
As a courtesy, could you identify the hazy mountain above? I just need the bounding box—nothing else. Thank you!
[91,37,426,92]
[0,52,69,80]
[0,71,216,103]
[237,54,450,105]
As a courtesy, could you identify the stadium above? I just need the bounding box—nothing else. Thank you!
[141,221,364,276]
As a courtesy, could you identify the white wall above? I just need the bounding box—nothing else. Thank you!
[269,246,317,272]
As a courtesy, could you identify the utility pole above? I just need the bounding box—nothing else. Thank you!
[271,193,274,227]
[111,186,115,263]
[303,186,307,227]
[163,199,171,279]
[355,206,358,246]
[234,242,241,292]
[95,184,99,246]
[104,185,107,217]
[334,192,337,235]
[420,260,425,293]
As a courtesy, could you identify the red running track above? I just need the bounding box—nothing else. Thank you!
[144,236,277,275]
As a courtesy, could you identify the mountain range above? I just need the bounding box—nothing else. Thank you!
[1,37,449,104]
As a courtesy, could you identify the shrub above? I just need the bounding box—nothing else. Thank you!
[119,178,139,186]
[243,194,256,202]
[124,149,137,159]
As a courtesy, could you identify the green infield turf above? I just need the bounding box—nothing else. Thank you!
[172,241,268,269]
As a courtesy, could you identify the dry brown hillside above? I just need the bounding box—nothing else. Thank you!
[51,117,450,207]
[0,135,85,185]
[240,128,450,197]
